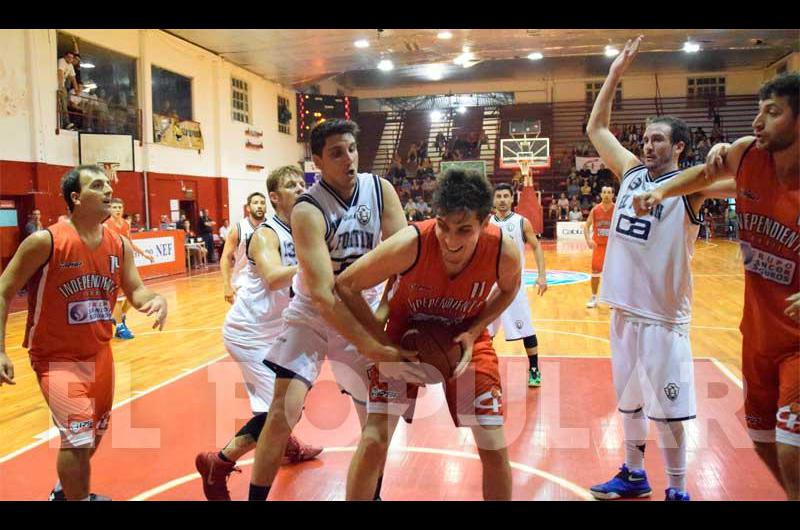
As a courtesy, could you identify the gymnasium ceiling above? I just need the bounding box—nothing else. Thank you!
[164,29,800,91]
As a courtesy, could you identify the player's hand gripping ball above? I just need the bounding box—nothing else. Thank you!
[400,321,464,384]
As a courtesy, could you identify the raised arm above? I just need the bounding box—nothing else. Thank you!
[586,36,644,180]
[119,238,167,330]
[219,222,239,303]
[249,226,297,292]
[522,218,547,296]
[0,231,51,386]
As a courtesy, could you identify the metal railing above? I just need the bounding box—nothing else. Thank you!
[57,90,141,139]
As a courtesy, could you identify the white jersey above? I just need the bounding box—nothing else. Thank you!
[285,173,385,321]
[231,217,258,289]
[223,215,296,345]
[599,165,701,325]
[490,212,526,274]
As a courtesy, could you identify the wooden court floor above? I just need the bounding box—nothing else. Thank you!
[2,237,774,500]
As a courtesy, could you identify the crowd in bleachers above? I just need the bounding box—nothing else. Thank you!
[436,130,489,161]
[385,149,436,222]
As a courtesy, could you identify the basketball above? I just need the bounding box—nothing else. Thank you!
[400,320,465,383]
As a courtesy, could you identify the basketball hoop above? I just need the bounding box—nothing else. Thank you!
[99,162,120,185]
[518,159,533,187]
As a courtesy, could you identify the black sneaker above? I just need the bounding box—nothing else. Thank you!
[49,489,111,501]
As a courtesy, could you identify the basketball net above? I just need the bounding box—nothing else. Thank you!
[101,162,120,185]
[518,159,533,187]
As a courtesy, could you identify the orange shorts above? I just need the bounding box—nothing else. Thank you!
[32,347,115,448]
[742,346,799,447]
[591,244,607,275]
[367,332,504,427]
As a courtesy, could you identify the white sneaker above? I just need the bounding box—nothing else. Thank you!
[586,296,597,308]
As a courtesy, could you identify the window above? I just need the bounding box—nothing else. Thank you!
[151,65,193,121]
[688,76,726,99]
[231,78,250,124]
[586,81,622,109]
[277,96,291,135]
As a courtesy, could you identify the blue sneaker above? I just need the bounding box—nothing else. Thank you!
[590,464,652,500]
[115,319,134,340]
[665,488,690,501]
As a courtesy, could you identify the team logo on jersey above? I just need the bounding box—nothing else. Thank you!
[629,175,644,190]
[664,382,680,401]
[59,261,82,269]
[514,320,523,330]
[522,270,590,287]
[356,205,372,225]
[109,255,120,274]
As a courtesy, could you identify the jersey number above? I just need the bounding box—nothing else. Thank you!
[615,214,651,241]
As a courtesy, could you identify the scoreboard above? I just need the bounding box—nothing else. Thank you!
[297,94,358,142]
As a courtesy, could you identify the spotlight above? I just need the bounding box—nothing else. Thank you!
[354,39,370,49]
[604,45,620,58]
[437,31,453,40]
[377,59,394,71]
[527,52,543,61]
[430,110,443,121]
[683,41,700,53]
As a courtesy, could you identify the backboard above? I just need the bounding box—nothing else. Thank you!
[78,133,134,171]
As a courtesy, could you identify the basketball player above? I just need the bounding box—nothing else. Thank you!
[633,72,799,500]
[0,165,168,500]
[247,119,425,501]
[220,192,267,304]
[195,166,322,501]
[337,168,522,500]
[104,198,155,339]
[488,182,547,387]
[583,185,615,308]
[585,36,733,501]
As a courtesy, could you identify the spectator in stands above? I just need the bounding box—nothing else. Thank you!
[557,192,570,221]
[407,142,418,164]
[567,177,580,198]
[580,178,592,201]
[568,205,584,222]
[183,219,207,267]
[219,218,230,243]
[700,207,713,241]
[435,132,446,153]
[58,51,79,129]
[386,158,406,185]
[24,209,43,237]
[725,204,738,240]
[418,157,434,179]
[417,139,428,162]
[406,207,424,223]
[548,197,559,220]
[130,213,143,233]
[410,179,424,198]
[159,214,171,230]
[421,173,436,202]
[198,208,216,263]
[569,194,580,211]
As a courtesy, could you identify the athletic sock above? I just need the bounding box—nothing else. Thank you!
[373,475,384,500]
[248,484,270,501]
[218,451,233,463]
[622,409,648,472]
[657,421,688,491]
[528,355,539,371]
[53,480,63,493]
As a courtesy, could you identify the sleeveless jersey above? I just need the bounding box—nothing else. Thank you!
[223,215,296,345]
[736,141,800,354]
[385,219,502,342]
[285,173,385,320]
[590,203,615,245]
[24,221,124,362]
[599,165,701,324]
[103,217,130,239]
[490,212,525,275]
[231,217,258,290]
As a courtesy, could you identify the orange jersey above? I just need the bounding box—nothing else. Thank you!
[24,221,124,362]
[104,217,130,239]
[590,203,615,245]
[386,219,502,342]
[736,141,800,354]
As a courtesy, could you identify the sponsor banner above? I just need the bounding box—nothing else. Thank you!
[557,221,586,241]
[133,236,176,267]
[153,114,204,150]
[67,299,112,324]
[522,269,590,287]
[576,156,605,174]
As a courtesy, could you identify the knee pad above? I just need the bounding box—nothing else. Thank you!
[523,335,538,349]
[235,412,268,440]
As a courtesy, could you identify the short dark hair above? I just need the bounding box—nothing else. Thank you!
[309,119,359,157]
[493,183,514,195]
[432,169,493,221]
[61,165,105,212]
[246,192,266,205]
[759,72,799,118]
[110,197,124,205]
[646,116,691,161]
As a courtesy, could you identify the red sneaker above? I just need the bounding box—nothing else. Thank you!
[282,435,323,465]
[195,452,241,501]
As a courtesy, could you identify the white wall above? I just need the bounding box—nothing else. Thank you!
[0,30,32,163]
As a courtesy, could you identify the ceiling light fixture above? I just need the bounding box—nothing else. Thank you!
[424,63,444,81]
[683,40,700,53]
[354,39,370,49]
[604,45,620,58]
[430,110,443,122]
[457,106,467,114]
[453,51,476,67]
[527,52,543,61]
[81,62,96,69]
[437,31,453,40]
[377,59,394,71]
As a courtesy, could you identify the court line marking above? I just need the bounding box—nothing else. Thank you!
[530,319,739,332]
[0,353,228,464]
[129,447,594,501]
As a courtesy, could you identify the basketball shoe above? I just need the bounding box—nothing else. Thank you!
[665,487,691,501]
[590,464,652,499]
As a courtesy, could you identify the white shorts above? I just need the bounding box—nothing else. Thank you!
[488,284,535,341]
[223,337,277,414]
[610,310,696,422]
[264,320,372,404]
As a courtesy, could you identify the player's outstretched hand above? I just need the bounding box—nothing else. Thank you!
[140,294,168,330]
[0,353,15,386]
[452,330,477,379]
[224,285,235,305]
[633,189,664,217]
[608,35,643,79]
[536,276,548,296]
[785,291,800,322]
[705,142,732,179]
